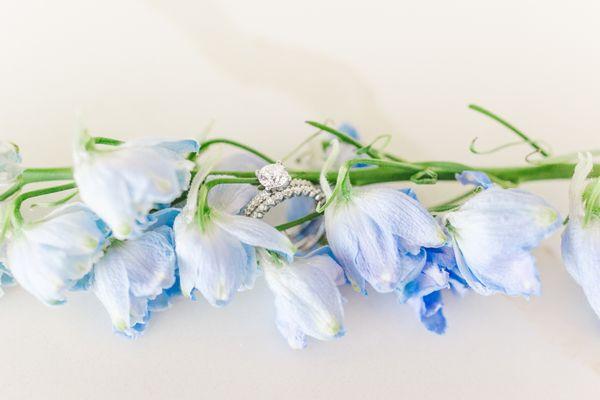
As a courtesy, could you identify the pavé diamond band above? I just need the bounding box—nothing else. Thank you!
[244,161,325,219]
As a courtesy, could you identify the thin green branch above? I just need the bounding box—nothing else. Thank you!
[22,168,73,184]
[211,162,600,186]
[469,104,550,157]
[429,189,479,213]
[93,137,124,146]
[306,121,405,162]
[276,211,322,231]
[198,138,275,164]
[12,183,78,225]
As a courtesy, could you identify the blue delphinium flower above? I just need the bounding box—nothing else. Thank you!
[91,208,179,338]
[398,245,467,334]
[445,171,562,297]
[5,203,109,305]
[285,124,366,254]
[398,248,450,334]
[260,247,345,349]
[562,153,600,318]
[0,141,22,193]
[324,185,446,294]
[174,160,295,307]
[73,132,198,239]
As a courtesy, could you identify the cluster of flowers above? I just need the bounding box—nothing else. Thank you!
[0,126,598,349]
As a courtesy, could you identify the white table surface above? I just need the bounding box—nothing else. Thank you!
[1,1,600,399]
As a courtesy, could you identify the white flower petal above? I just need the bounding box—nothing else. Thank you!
[447,188,559,297]
[6,203,107,305]
[213,211,295,259]
[74,138,197,239]
[174,215,252,306]
[262,251,345,347]
[561,153,600,318]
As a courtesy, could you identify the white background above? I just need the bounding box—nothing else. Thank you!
[1,1,600,399]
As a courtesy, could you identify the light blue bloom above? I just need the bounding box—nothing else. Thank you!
[562,153,600,318]
[325,186,446,294]
[174,159,295,307]
[0,141,22,193]
[398,247,450,334]
[446,173,562,297]
[73,132,198,239]
[175,210,295,306]
[260,247,345,349]
[0,262,14,297]
[5,203,109,305]
[455,171,493,189]
[92,208,179,338]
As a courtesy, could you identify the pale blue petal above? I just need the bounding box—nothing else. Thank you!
[207,153,266,214]
[208,181,259,215]
[155,139,199,156]
[561,153,600,318]
[0,263,14,286]
[562,217,600,316]
[447,188,560,297]
[6,203,108,305]
[174,216,251,306]
[399,261,449,303]
[92,254,132,332]
[453,238,541,297]
[263,251,345,347]
[122,226,176,298]
[326,187,443,293]
[301,247,346,286]
[408,291,447,335]
[274,297,308,350]
[148,292,172,311]
[0,141,22,189]
[147,208,180,229]
[354,187,446,251]
[92,223,177,336]
[74,139,195,239]
[214,212,295,261]
[400,188,417,200]
[239,244,258,291]
[456,171,493,189]
[326,203,404,292]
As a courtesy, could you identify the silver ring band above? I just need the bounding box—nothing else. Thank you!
[244,178,325,219]
[244,162,325,251]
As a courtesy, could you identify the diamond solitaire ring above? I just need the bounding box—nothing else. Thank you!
[244,161,325,250]
[244,161,325,219]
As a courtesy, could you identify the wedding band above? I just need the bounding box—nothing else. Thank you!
[244,162,325,251]
[244,162,325,218]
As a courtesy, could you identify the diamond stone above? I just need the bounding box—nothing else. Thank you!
[256,162,291,191]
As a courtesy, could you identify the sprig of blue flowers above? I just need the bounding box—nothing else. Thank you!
[0,106,599,349]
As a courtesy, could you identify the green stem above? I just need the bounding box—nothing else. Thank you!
[197,177,259,221]
[429,189,479,213]
[306,121,404,162]
[276,211,322,231]
[94,137,124,146]
[198,139,275,163]
[469,104,549,157]
[0,182,22,202]
[12,183,78,225]
[211,162,600,186]
[22,168,73,184]
[0,168,74,202]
